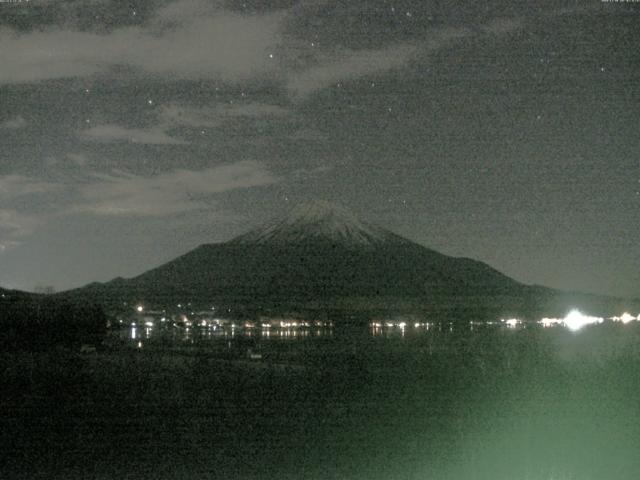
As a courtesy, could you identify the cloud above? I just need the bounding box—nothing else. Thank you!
[0,2,283,84]
[154,0,220,23]
[0,174,59,199]
[131,13,283,81]
[288,165,333,181]
[219,103,290,118]
[65,152,89,165]
[285,26,472,99]
[0,175,61,249]
[287,43,420,99]
[76,161,277,216]
[0,0,528,108]
[284,19,526,99]
[159,102,290,128]
[0,209,41,251]
[158,104,224,129]
[480,17,523,35]
[0,116,27,129]
[81,102,291,144]
[0,161,277,247]
[288,128,327,142]
[81,124,188,145]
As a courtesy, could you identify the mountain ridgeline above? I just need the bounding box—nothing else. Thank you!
[1,287,107,349]
[63,202,637,321]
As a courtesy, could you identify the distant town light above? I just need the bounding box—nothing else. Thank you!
[539,317,562,328]
[136,305,144,313]
[612,312,636,324]
[563,309,603,331]
[502,318,521,328]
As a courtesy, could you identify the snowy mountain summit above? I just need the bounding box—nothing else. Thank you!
[231,201,405,247]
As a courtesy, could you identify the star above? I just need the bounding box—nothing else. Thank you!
[147,99,153,105]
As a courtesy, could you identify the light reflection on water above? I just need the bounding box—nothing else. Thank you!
[14,314,640,480]
[122,321,476,344]
[116,322,335,349]
[115,318,512,352]
[121,320,514,345]
[114,315,640,354]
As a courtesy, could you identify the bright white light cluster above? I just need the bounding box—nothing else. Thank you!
[562,310,604,331]
[539,317,563,328]
[501,318,522,328]
[535,310,602,331]
[537,310,639,330]
[371,321,411,328]
[610,312,639,324]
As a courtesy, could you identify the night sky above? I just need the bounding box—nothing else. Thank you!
[0,0,638,298]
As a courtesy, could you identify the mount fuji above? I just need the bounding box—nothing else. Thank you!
[62,202,636,320]
[231,201,405,247]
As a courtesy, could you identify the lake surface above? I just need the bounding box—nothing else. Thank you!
[3,319,640,479]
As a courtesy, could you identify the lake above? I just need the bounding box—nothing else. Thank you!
[2,319,640,479]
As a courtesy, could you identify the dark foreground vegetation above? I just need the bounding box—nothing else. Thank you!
[2,324,640,479]
[0,292,106,350]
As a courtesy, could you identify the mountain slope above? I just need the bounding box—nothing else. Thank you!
[61,202,638,319]
[231,201,405,247]
[1,287,107,349]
